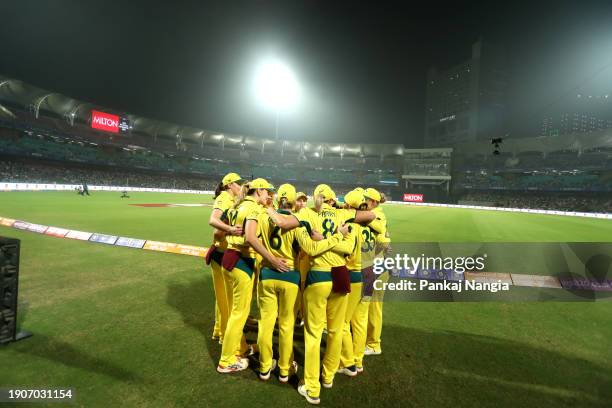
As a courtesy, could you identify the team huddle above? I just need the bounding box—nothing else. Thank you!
[205,172,390,405]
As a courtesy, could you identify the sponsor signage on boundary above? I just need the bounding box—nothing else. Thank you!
[143,240,207,257]
[12,221,30,230]
[89,233,118,245]
[175,244,207,257]
[26,223,48,233]
[403,193,424,202]
[45,226,70,238]
[0,217,15,227]
[559,277,612,292]
[464,272,513,285]
[115,237,146,249]
[511,274,562,289]
[65,230,93,241]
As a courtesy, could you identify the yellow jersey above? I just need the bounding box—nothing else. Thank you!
[226,196,264,258]
[361,206,390,268]
[294,203,356,271]
[257,209,345,271]
[212,190,235,250]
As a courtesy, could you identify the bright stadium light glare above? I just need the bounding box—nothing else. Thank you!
[254,59,300,113]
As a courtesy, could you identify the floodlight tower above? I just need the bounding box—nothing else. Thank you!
[254,59,300,140]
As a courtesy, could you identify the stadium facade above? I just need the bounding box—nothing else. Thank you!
[424,39,507,148]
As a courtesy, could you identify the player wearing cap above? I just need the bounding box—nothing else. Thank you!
[207,172,245,343]
[362,187,391,356]
[267,184,375,405]
[252,183,349,382]
[336,189,368,376]
[217,178,286,373]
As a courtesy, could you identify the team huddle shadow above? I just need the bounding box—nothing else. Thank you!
[166,278,612,407]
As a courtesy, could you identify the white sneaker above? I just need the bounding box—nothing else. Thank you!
[364,346,381,356]
[298,384,320,405]
[217,357,249,373]
[259,359,277,381]
[337,365,358,377]
[356,366,364,373]
[279,361,298,383]
[321,379,333,389]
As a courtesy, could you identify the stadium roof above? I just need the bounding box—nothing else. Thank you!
[0,75,405,158]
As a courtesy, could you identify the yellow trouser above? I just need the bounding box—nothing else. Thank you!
[340,282,363,369]
[257,274,300,375]
[351,299,369,368]
[211,258,229,341]
[219,262,254,367]
[366,271,388,352]
[303,280,348,398]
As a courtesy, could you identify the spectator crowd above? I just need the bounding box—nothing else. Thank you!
[458,191,612,213]
[0,159,218,191]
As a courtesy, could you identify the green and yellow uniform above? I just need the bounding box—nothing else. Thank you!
[218,195,264,368]
[210,190,235,342]
[366,205,390,353]
[337,190,367,371]
[297,185,356,399]
[257,205,345,377]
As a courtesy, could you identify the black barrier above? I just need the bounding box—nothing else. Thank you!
[0,236,31,344]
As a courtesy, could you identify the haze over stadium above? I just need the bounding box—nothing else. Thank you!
[1,1,612,407]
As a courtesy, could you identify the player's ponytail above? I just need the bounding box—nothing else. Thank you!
[379,193,387,204]
[214,182,224,199]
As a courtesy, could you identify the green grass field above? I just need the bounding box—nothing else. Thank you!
[1,191,611,407]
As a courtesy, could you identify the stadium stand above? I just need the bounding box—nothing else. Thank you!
[2,75,612,212]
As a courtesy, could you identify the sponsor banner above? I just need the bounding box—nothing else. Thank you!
[115,237,146,249]
[175,244,207,257]
[143,240,207,257]
[45,226,70,238]
[511,274,562,289]
[12,221,31,230]
[65,230,93,241]
[559,277,612,292]
[394,268,465,281]
[0,217,15,227]
[464,271,513,285]
[91,110,120,133]
[403,193,424,202]
[26,223,48,234]
[89,233,118,245]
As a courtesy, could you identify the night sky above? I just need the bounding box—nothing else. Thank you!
[2,1,612,147]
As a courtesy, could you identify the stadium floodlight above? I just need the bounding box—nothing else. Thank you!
[253,59,301,139]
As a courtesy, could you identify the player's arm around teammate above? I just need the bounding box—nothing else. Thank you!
[206,173,244,343]
[217,178,279,374]
[252,184,349,383]
[297,184,374,405]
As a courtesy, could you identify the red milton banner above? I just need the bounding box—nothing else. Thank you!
[403,193,424,202]
[91,110,119,133]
